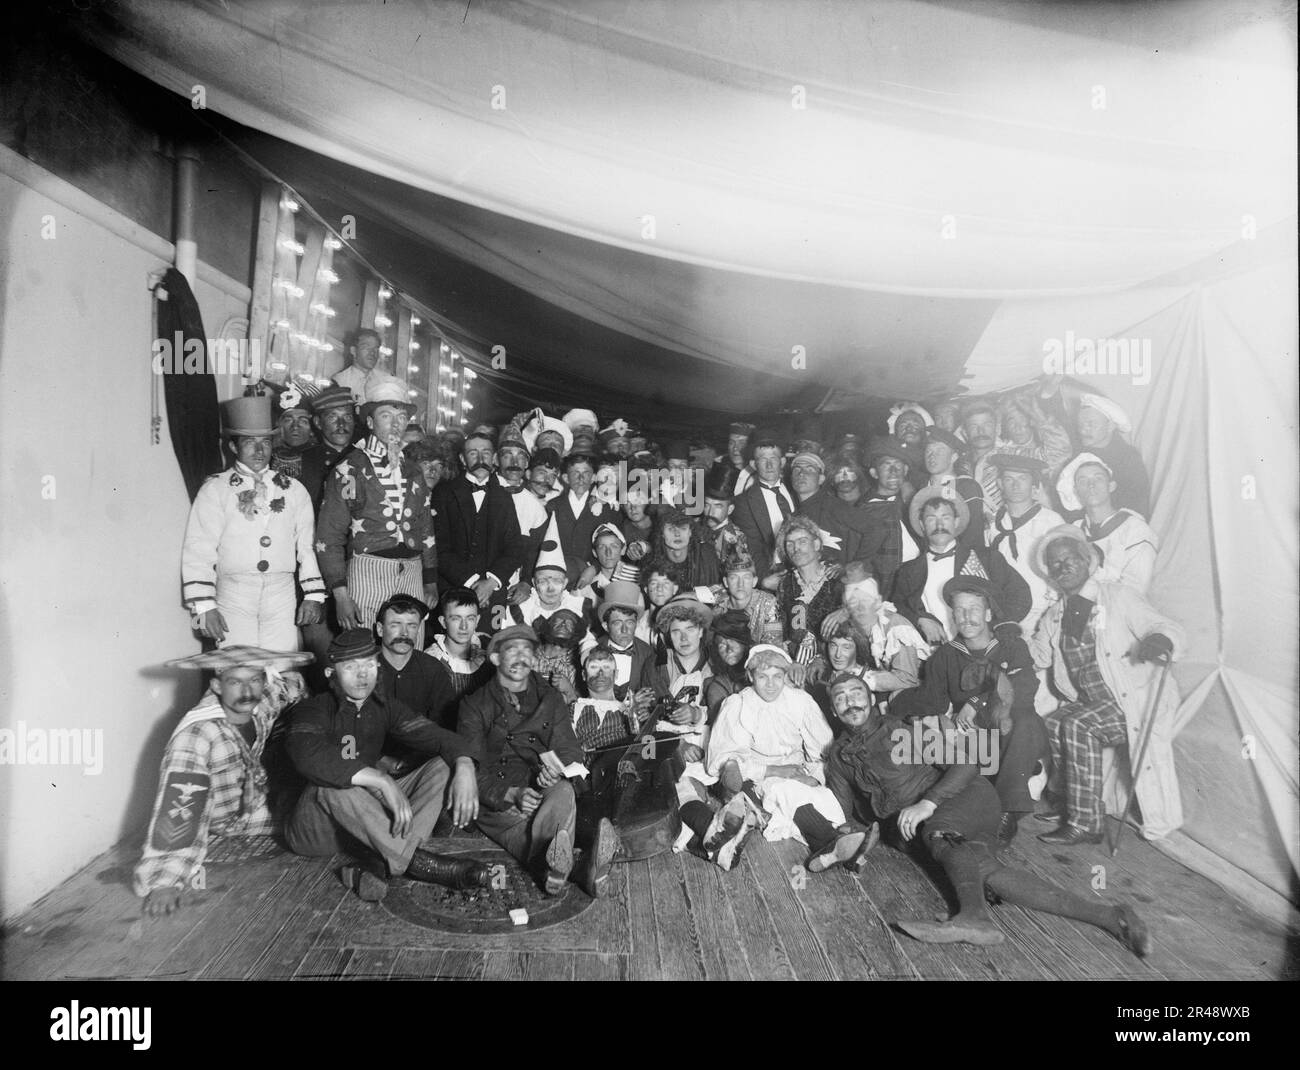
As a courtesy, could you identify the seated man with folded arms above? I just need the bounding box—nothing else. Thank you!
[457,625,617,897]
[135,646,310,917]
[821,673,1150,955]
[285,630,487,901]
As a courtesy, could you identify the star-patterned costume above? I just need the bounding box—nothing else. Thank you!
[316,436,438,628]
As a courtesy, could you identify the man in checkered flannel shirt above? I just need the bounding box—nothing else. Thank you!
[134,647,311,917]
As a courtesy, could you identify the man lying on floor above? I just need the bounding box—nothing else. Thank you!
[284,629,490,902]
[135,646,312,917]
[820,673,1149,955]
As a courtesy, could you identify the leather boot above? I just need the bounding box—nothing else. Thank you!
[405,848,493,890]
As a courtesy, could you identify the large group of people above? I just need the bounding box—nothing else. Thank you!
[139,330,1189,958]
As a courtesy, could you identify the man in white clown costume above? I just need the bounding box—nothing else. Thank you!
[508,516,594,628]
[182,394,325,650]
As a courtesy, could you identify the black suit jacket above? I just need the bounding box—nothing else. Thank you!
[730,481,794,579]
[891,544,1031,633]
[431,475,524,591]
[548,492,607,586]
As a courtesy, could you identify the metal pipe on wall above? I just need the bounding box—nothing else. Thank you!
[173,143,200,286]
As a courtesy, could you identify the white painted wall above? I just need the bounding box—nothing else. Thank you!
[0,148,252,920]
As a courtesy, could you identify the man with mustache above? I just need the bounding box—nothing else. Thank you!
[373,595,459,744]
[182,395,325,651]
[494,427,551,594]
[430,430,525,606]
[136,646,311,917]
[316,380,438,633]
[956,399,1003,512]
[821,673,1150,955]
[299,385,358,510]
[890,488,1030,646]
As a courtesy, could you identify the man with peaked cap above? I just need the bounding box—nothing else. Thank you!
[1058,452,1158,594]
[956,398,1003,512]
[458,625,614,896]
[729,428,795,581]
[264,377,319,481]
[136,646,313,916]
[316,379,438,633]
[985,453,1064,637]
[181,394,325,651]
[890,576,1049,844]
[298,384,357,510]
[922,427,986,551]
[855,435,923,598]
[1072,393,1150,518]
[891,486,1031,645]
[1029,526,1184,846]
[286,629,488,901]
[821,672,1150,956]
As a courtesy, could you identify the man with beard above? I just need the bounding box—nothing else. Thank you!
[333,328,395,407]
[182,395,325,650]
[286,629,488,901]
[136,646,311,917]
[267,378,317,482]
[299,385,357,510]
[1057,453,1158,593]
[458,625,614,896]
[821,673,1150,955]
[856,435,922,598]
[430,430,525,606]
[730,430,796,581]
[373,595,458,738]
[957,399,1003,512]
[316,380,438,632]
[891,489,1031,645]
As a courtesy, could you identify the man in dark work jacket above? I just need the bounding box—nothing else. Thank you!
[285,629,483,901]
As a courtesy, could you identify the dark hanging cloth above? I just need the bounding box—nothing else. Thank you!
[155,267,223,501]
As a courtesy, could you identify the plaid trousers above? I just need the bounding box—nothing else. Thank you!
[1053,629,1126,833]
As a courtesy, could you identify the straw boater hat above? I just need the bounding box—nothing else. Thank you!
[360,377,417,421]
[1031,524,1102,584]
[1056,452,1115,513]
[220,394,275,438]
[908,484,971,536]
[166,646,314,671]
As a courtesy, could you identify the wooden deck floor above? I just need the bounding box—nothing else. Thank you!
[4,820,1295,981]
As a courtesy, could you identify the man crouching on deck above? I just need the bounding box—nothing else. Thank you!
[135,646,311,917]
[701,645,872,873]
[285,629,489,901]
[821,673,1150,955]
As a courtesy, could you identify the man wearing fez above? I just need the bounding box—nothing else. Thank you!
[1029,526,1184,846]
[730,429,796,580]
[1057,452,1158,594]
[458,625,615,897]
[298,384,357,510]
[855,435,922,598]
[430,429,525,605]
[286,629,487,901]
[891,487,1031,645]
[136,646,311,917]
[890,577,1049,845]
[182,394,325,650]
[821,673,1150,955]
[317,379,438,632]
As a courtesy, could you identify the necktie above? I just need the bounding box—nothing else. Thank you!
[762,483,792,520]
[575,704,600,743]
[930,548,956,561]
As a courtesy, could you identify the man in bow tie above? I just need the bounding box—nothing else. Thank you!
[181,394,325,650]
[890,487,1030,646]
[730,430,796,581]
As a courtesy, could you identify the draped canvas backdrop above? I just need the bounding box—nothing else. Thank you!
[82,0,1297,915]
